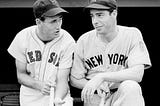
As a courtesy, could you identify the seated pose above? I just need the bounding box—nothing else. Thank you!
[7,0,75,106]
[70,0,151,106]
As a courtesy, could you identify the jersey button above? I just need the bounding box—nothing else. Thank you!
[107,66,110,69]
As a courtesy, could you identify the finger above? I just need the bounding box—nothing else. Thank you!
[82,88,87,103]
[97,89,103,97]
[58,101,65,104]
[89,88,95,103]
[85,87,93,103]
[82,87,89,103]
[54,99,65,105]
[43,85,50,92]
[42,90,50,95]
[81,89,84,101]
[101,91,106,98]
[86,88,91,103]
[99,92,106,106]
[47,81,56,87]
[55,101,65,105]
[44,86,51,94]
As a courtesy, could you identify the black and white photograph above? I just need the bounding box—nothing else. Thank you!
[0,0,159,106]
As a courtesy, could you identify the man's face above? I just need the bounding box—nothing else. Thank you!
[38,14,63,41]
[90,9,116,35]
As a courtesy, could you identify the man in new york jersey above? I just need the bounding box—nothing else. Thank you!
[70,0,151,106]
[7,0,75,106]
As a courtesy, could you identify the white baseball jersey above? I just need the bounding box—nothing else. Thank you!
[71,25,151,80]
[7,25,75,106]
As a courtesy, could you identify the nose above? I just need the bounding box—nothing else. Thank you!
[56,20,61,26]
[92,16,98,26]
[54,19,62,29]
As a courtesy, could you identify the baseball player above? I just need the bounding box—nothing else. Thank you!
[70,0,151,106]
[7,0,75,106]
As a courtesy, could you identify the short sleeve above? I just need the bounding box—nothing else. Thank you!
[59,41,75,69]
[127,28,151,69]
[71,38,87,80]
[7,30,27,63]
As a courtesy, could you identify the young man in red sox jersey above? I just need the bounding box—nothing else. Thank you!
[7,0,75,106]
[71,0,151,106]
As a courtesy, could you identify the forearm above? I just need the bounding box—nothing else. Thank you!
[100,65,144,83]
[17,72,40,90]
[16,59,41,91]
[70,75,88,89]
[55,79,69,100]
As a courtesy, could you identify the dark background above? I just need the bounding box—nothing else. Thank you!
[0,6,159,106]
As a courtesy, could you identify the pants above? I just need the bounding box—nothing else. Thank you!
[20,85,73,106]
[84,80,145,106]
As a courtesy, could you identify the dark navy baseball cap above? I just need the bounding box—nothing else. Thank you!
[33,0,68,18]
[85,0,117,10]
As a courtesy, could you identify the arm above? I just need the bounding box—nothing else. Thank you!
[55,68,70,100]
[91,64,144,89]
[99,64,144,83]
[70,75,88,89]
[15,59,40,90]
[81,64,144,103]
[70,51,88,89]
[15,59,51,95]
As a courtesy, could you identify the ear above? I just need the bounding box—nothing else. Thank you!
[35,18,41,25]
[112,10,117,17]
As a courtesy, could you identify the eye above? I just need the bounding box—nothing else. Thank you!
[97,13,104,17]
[51,20,57,23]
[90,14,93,18]
[50,19,60,24]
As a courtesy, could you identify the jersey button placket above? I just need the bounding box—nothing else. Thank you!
[39,45,49,81]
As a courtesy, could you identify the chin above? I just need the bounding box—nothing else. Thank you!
[96,30,103,34]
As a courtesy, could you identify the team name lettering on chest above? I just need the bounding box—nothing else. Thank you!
[108,53,128,66]
[85,53,128,69]
[48,52,58,65]
[85,54,103,69]
[27,50,41,63]
[27,51,58,65]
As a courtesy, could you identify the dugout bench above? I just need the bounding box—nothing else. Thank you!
[0,84,83,106]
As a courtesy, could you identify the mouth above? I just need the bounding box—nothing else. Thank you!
[55,30,60,34]
[95,26,102,31]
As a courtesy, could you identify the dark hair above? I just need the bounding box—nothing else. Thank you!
[33,0,67,20]
[39,16,45,21]
[38,12,64,21]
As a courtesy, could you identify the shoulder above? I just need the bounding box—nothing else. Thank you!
[77,29,96,44]
[12,25,37,48]
[118,25,142,39]
[16,25,36,39]
[119,25,141,34]
[60,29,75,43]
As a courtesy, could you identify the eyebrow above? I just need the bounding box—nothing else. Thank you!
[90,11,104,16]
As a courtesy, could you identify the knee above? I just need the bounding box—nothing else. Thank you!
[118,80,142,95]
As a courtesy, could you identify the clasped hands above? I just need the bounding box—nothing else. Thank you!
[38,81,65,106]
[81,75,110,104]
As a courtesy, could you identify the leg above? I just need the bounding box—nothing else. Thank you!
[83,94,101,106]
[84,94,113,106]
[111,80,145,106]
[62,93,73,106]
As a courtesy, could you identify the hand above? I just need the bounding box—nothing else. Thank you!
[38,81,56,95]
[81,74,103,103]
[54,98,65,106]
[97,81,110,97]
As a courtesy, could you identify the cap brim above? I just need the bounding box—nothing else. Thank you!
[43,7,68,17]
[86,3,110,10]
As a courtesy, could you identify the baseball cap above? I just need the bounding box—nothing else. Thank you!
[33,0,68,18]
[85,0,117,10]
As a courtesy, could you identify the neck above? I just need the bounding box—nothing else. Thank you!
[36,27,46,41]
[36,27,58,42]
[99,26,118,43]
